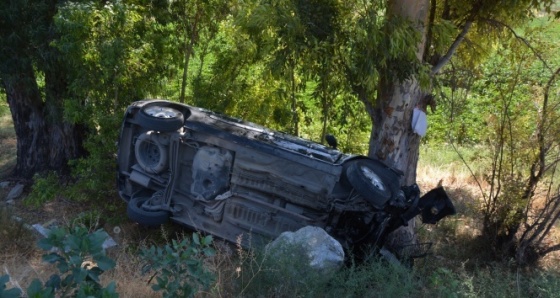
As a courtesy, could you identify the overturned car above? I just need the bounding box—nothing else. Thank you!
[117,100,455,259]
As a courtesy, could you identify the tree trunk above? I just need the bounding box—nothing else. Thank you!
[370,79,425,184]
[179,36,194,103]
[0,0,87,180]
[179,6,201,104]
[2,59,86,179]
[368,0,431,257]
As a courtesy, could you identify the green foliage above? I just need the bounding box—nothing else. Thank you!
[140,233,216,298]
[330,259,418,297]
[22,225,118,297]
[25,172,60,207]
[0,94,7,116]
[51,0,180,199]
[71,210,104,231]
[428,15,560,264]
[233,241,330,296]
[427,267,476,297]
[0,274,22,298]
[38,226,117,296]
[417,263,560,298]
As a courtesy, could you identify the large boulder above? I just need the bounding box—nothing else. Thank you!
[265,226,344,273]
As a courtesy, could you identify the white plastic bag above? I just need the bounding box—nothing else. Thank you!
[411,108,427,137]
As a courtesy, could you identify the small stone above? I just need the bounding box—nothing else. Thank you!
[6,184,24,201]
[0,181,9,189]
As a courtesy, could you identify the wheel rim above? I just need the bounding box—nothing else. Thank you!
[144,106,180,118]
[360,165,386,192]
[138,141,161,168]
[135,131,168,173]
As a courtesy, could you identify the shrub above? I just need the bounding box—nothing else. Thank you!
[25,172,60,207]
[31,226,118,297]
[140,232,216,298]
[0,274,22,297]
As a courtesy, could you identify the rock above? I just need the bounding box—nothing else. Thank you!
[266,226,344,273]
[0,181,9,189]
[6,184,24,201]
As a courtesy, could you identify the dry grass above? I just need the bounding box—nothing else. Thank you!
[102,242,155,297]
[0,111,558,295]
[0,211,163,297]
[0,109,16,178]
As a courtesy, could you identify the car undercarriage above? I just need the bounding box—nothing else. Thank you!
[117,99,456,260]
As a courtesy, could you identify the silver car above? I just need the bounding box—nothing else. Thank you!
[117,99,455,259]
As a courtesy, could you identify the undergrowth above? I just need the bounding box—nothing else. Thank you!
[0,101,16,176]
[0,205,35,254]
[1,208,559,297]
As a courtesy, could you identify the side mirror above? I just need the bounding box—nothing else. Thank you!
[417,187,456,224]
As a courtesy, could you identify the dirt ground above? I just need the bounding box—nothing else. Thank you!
[0,173,166,296]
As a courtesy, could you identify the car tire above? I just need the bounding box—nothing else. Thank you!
[344,159,399,209]
[127,197,169,227]
[135,131,168,174]
[137,102,184,132]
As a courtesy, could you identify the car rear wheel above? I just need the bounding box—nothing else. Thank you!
[127,197,169,227]
[344,159,399,209]
[137,102,184,132]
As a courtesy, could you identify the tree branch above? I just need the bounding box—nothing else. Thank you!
[483,18,553,72]
[539,242,560,256]
[422,0,437,62]
[430,20,473,76]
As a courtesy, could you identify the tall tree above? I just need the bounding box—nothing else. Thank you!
[234,0,557,256]
[0,0,87,179]
[0,0,183,182]
[349,0,557,253]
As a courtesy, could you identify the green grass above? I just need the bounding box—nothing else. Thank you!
[210,237,560,297]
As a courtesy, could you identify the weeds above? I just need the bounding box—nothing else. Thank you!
[235,242,328,297]
[24,172,60,207]
[0,275,22,297]
[1,225,118,297]
[140,232,216,298]
[1,205,560,297]
[0,205,35,254]
[0,105,16,176]
[35,226,118,297]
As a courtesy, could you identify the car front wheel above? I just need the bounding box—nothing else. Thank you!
[344,159,399,209]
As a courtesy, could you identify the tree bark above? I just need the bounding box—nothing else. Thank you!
[3,62,49,178]
[0,27,86,179]
[368,0,431,256]
[2,51,86,180]
[371,78,425,185]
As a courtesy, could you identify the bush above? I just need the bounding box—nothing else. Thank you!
[140,232,216,298]
[0,274,22,297]
[31,226,118,297]
[25,172,60,207]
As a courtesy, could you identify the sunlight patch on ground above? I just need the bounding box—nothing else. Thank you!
[0,113,16,176]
